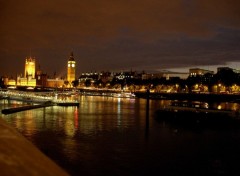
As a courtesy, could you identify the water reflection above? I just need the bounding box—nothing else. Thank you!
[74,108,79,129]
[209,102,240,111]
[145,97,149,140]
[117,98,121,127]
[1,98,239,138]
[1,97,240,176]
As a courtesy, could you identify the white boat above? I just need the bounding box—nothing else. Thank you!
[113,92,135,98]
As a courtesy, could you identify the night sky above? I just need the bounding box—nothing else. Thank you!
[1,0,240,77]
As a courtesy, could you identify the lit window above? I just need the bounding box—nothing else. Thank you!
[72,64,75,67]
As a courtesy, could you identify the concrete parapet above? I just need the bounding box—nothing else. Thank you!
[0,118,69,176]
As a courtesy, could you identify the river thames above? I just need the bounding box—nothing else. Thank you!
[1,96,240,176]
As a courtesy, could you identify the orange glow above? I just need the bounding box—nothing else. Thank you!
[67,52,76,86]
[24,57,35,79]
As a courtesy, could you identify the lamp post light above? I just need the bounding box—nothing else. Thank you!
[218,83,222,94]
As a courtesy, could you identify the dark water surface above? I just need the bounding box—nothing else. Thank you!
[1,96,240,176]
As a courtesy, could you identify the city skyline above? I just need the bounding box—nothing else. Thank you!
[1,0,240,76]
[4,53,240,79]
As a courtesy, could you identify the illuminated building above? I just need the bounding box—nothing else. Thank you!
[16,56,36,87]
[46,78,64,88]
[189,68,214,77]
[7,79,16,86]
[25,57,36,79]
[35,65,64,88]
[1,76,8,87]
[141,71,188,80]
[67,52,76,86]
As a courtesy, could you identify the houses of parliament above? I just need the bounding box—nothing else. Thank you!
[6,52,76,88]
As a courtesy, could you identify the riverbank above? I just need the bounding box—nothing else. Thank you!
[135,92,240,102]
[0,118,69,176]
[78,89,240,102]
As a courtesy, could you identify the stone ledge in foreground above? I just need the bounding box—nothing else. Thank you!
[0,118,69,176]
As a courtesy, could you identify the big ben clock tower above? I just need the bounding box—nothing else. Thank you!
[67,52,76,85]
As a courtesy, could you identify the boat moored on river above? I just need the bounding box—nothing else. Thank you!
[112,92,136,98]
[155,101,240,128]
[52,99,79,106]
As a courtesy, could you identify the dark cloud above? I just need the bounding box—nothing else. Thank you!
[77,27,240,71]
[1,0,240,76]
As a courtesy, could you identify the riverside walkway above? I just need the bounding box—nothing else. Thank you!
[0,118,69,176]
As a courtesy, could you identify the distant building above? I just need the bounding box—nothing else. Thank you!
[159,70,189,80]
[79,72,99,86]
[24,56,36,79]
[67,52,76,86]
[46,78,64,88]
[201,72,214,85]
[99,71,113,83]
[141,73,157,80]
[7,79,16,86]
[141,71,188,80]
[15,56,37,87]
[114,71,135,80]
[1,76,9,86]
[189,68,214,77]
[35,66,48,87]
[217,67,240,74]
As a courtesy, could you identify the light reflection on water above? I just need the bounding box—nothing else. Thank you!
[1,97,240,176]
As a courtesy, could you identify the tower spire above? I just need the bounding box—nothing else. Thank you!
[69,51,75,61]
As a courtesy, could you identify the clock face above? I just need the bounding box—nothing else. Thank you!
[72,64,75,67]
[68,64,70,67]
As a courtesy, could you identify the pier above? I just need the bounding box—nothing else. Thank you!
[2,101,53,115]
[0,90,79,108]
